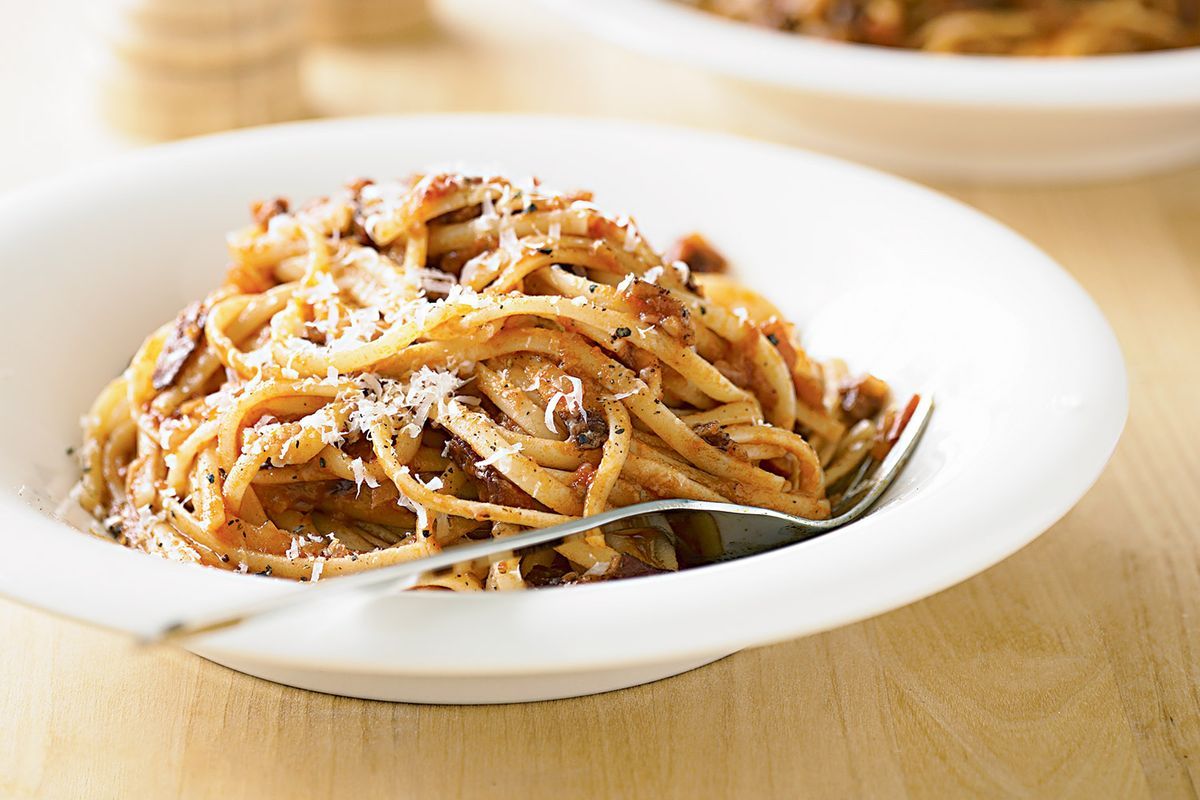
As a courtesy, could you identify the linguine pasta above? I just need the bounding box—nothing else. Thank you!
[77,173,912,589]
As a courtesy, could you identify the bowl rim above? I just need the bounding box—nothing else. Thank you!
[0,114,1129,677]
[538,0,1200,108]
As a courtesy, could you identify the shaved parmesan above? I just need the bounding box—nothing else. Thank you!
[349,457,379,493]
[395,467,430,532]
[475,442,524,469]
[499,226,522,260]
[544,391,565,434]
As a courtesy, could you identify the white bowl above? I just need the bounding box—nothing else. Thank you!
[0,116,1126,703]
[538,0,1200,182]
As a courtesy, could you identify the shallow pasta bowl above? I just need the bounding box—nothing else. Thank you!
[538,0,1200,182]
[0,115,1126,703]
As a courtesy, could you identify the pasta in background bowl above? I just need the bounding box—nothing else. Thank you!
[538,0,1200,182]
[0,116,1126,702]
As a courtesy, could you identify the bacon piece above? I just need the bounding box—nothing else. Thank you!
[523,556,577,588]
[151,301,206,391]
[622,280,695,345]
[250,197,289,229]
[565,415,608,450]
[666,233,727,274]
[872,394,920,460]
[444,436,546,511]
[578,552,667,582]
[760,319,825,410]
[840,374,890,422]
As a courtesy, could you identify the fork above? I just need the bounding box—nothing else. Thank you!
[151,394,933,644]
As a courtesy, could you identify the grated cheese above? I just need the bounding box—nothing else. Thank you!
[395,466,430,531]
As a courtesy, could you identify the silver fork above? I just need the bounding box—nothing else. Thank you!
[151,394,933,644]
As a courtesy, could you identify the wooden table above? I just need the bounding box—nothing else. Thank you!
[3,1,1199,797]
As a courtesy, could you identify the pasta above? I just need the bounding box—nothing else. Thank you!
[76,173,911,589]
[683,0,1200,54]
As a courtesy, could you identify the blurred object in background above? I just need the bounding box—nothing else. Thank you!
[309,0,430,42]
[97,0,307,140]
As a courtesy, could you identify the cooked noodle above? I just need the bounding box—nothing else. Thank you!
[76,173,911,588]
[684,0,1200,54]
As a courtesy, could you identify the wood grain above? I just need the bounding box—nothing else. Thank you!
[2,1,1199,798]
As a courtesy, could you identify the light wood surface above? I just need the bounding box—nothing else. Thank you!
[3,1,1199,798]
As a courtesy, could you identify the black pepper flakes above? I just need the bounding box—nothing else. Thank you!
[206,473,216,484]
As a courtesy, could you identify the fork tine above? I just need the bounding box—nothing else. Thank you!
[832,455,876,516]
[830,394,934,524]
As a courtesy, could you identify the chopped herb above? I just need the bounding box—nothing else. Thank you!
[206,473,216,484]
[613,327,632,339]
[537,247,553,255]
[588,284,598,293]
[65,446,75,456]
[766,333,779,345]
[319,457,327,468]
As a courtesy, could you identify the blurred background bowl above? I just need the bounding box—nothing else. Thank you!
[537,0,1200,183]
